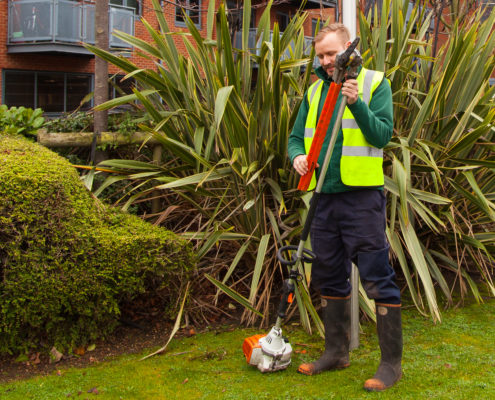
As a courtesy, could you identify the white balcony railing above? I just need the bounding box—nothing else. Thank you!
[8,0,134,49]
[234,28,320,69]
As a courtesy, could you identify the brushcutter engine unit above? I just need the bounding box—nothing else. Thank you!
[243,327,292,372]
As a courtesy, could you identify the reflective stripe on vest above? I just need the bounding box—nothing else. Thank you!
[304,68,386,189]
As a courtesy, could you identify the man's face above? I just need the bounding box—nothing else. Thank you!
[314,33,349,77]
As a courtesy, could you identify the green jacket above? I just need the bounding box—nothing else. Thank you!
[288,66,393,193]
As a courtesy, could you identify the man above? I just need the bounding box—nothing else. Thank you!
[287,23,402,392]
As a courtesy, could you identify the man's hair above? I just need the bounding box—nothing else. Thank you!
[313,23,351,46]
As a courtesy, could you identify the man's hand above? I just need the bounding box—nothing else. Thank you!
[293,154,309,176]
[342,79,359,104]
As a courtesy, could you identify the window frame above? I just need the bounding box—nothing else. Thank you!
[480,0,495,22]
[312,18,323,37]
[2,69,94,115]
[109,0,142,15]
[175,0,202,28]
[109,74,136,100]
[276,11,290,32]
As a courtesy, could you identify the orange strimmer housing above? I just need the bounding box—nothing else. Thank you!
[242,328,292,372]
[242,333,266,364]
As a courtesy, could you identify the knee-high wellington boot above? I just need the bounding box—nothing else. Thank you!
[298,296,351,375]
[364,303,403,391]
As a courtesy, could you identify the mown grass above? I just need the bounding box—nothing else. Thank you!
[1,300,494,399]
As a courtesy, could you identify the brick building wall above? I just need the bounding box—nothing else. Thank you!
[0,0,222,111]
[1,0,491,112]
[0,0,342,112]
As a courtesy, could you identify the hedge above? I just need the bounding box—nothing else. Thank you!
[0,135,196,354]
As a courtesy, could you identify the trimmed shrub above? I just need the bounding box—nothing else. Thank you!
[0,135,195,354]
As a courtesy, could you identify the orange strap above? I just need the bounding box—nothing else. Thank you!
[298,82,342,191]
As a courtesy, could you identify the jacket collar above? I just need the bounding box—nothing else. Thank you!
[314,65,363,83]
[315,66,332,83]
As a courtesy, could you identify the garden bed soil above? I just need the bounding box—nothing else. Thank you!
[0,302,244,385]
[0,319,184,384]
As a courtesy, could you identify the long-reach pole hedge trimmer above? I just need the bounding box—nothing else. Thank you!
[243,38,362,373]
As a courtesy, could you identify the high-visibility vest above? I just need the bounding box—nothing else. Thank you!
[304,68,386,189]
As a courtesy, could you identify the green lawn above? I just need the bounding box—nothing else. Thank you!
[1,300,494,399]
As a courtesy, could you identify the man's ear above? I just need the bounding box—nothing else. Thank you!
[345,41,352,49]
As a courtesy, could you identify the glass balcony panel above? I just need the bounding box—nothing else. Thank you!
[9,0,133,49]
[83,5,95,44]
[110,6,134,48]
[56,0,82,43]
[10,0,53,42]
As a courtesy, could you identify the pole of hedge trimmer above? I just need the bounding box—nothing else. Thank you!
[274,97,347,331]
[275,38,362,335]
[343,0,360,352]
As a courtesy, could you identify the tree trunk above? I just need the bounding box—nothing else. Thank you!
[37,130,159,148]
[94,0,109,164]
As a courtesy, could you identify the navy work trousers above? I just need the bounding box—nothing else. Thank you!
[310,189,401,304]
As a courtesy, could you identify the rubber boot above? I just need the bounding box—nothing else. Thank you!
[364,303,403,391]
[298,296,350,375]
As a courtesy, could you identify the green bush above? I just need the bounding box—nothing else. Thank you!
[0,105,44,137]
[44,111,141,136]
[44,111,93,133]
[0,135,196,355]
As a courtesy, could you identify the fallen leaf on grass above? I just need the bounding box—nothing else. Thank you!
[87,344,96,352]
[15,354,29,363]
[295,349,307,354]
[50,347,63,363]
[182,378,189,384]
[30,352,41,365]
[74,347,85,356]
[186,328,196,337]
[87,387,99,394]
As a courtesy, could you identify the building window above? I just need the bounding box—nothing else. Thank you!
[38,73,66,113]
[110,0,141,15]
[3,71,35,109]
[226,1,256,28]
[109,75,135,100]
[3,70,93,114]
[312,18,323,37]
[227,0,242,32]
[276,12,290,32]
[176,0,201,27]
[363,0,383,16]
[481,0,494,22]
